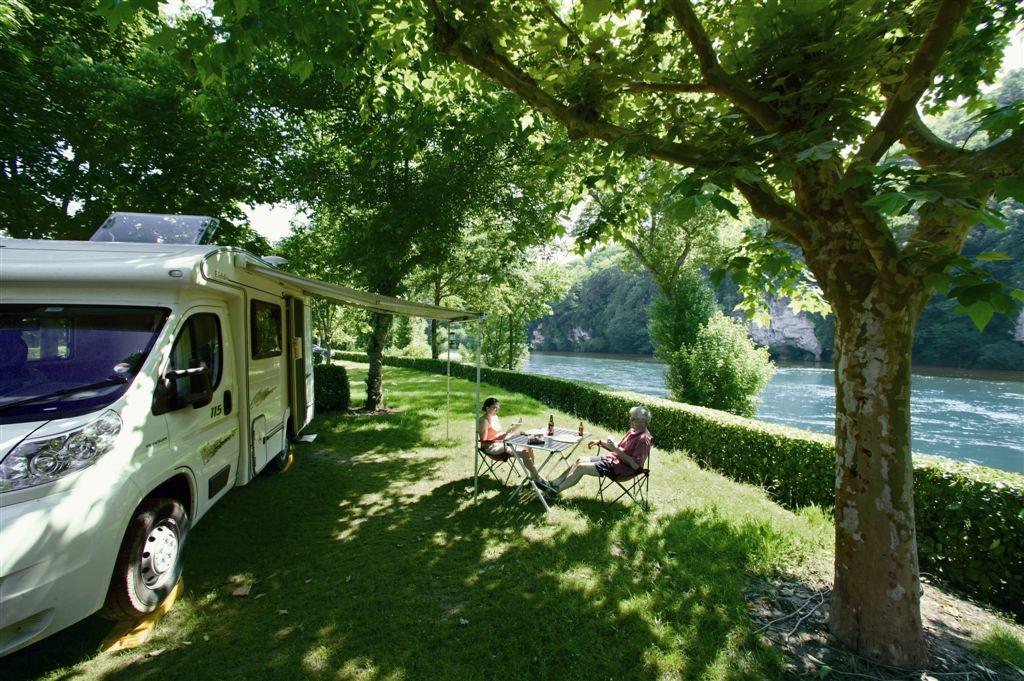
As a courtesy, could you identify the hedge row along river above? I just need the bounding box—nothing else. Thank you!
[523,352,1024,474]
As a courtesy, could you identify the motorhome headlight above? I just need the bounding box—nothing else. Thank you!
[0,411,122,492]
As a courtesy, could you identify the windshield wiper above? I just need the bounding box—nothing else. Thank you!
[0,379,128,414]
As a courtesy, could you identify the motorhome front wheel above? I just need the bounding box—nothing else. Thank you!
[101,497,189,620]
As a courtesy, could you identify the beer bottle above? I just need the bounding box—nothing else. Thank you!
[547,414,555,436]
[578,421,584,437]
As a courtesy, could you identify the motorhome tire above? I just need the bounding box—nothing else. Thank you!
[101,497,188,621]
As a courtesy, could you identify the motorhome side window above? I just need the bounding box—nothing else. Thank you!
[251,300,282,359]
[170,314,223,390]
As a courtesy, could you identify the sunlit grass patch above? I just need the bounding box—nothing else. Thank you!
[976,623,1024,671]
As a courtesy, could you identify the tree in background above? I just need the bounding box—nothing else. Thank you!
[277,91,569,410]
[388,315,433,357]
[647,267,718,356]
[575,160,773,413]
[0,0,282,245]
[575,160,738,297]
[276,218,367,349]
[407,133,572,358]
[464,260,571,369]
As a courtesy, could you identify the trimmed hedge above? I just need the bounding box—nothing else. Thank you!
[314,364,350,412]
[335,351,1024,615]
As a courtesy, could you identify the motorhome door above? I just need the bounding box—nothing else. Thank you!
[248,296,288,473]
[162,306,240,508]
[286,296,314,435]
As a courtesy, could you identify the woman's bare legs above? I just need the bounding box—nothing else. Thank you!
[513,445,543,481]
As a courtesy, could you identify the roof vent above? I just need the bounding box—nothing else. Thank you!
[90,212,219,245]
[262,256,288,268]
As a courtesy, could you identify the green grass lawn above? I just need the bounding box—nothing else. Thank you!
[8,361,845,680]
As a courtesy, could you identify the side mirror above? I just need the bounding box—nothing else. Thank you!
[153,365,213,415]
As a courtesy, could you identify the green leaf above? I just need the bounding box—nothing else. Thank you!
[581,0,613,22]
[974,207,1006,230]
[993,175,1024,202]
[975,103,1023,139]
[293,60,314,81]
[795,140,842,163]
[963,301,994,331]
[923,273,952,293]
[863,192,910,215]
[975,250,1010,262]
[708,194,740,218]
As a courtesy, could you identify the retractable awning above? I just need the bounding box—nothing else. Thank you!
[244,260,482,321]
[246,257,486,497]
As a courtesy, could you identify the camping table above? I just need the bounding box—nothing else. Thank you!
[504,426,589,511]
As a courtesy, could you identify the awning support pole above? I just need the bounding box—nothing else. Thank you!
[473,317,484,503]
[445,320,451,440]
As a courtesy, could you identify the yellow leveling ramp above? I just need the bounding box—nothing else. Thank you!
[99,577,184,653]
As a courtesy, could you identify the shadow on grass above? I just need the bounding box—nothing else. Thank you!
[5,368,785,680]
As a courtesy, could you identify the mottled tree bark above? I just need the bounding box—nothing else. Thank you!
[364,312,393,411]
[829,292,928,668]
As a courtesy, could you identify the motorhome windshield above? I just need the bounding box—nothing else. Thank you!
[0,306,168,424]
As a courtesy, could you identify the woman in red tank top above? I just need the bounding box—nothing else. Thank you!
[479,397,546,484]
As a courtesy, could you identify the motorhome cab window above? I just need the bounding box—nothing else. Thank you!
[0,306,168,425]
[170,314,223,390]
[251,300,282,359]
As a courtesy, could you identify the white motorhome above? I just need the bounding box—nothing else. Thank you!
[0,213,477,655]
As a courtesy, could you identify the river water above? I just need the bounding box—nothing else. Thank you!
[522,352,1024,474]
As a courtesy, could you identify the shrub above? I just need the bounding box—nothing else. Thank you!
[664,312,776,417]
[333,350,1024,615]
[314,364,350,412]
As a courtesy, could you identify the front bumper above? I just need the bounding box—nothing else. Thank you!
[0,480,138,656]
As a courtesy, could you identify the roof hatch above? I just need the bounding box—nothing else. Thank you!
[90,212,219,245]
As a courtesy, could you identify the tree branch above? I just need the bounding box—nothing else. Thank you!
[902,108,1024,179]
[733,180,812,248]
[428,0,708,167]
[625,81,716,94]
[841,191,905,281]
[542,0,582,49]
[664,0,783,131]
[668,244,692,288]
[620,235,668,295]
[900,108,975,168]
[853,0,969,166]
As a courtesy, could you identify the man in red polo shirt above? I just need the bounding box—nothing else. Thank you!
[548,406,652,495]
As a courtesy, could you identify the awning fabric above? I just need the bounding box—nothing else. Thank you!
[245,260,483,321]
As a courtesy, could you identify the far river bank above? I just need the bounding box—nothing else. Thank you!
[522,351,1024,474]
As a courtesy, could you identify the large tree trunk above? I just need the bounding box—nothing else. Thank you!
[829,291,927,668]
[365,312,393,411]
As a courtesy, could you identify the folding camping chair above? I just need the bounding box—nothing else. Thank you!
[597,450,651,511]
[476,435,521,488]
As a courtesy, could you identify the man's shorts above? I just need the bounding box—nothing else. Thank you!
[594,458,616,479]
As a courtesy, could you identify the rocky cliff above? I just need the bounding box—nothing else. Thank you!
[747,298,823,362]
